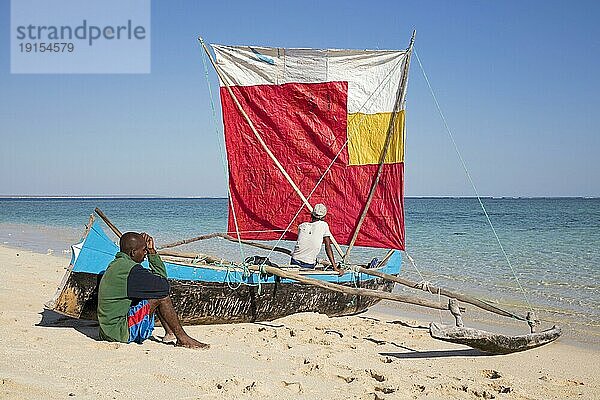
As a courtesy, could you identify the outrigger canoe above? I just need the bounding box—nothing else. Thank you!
[47,34,562,355]
[47,217,401,325]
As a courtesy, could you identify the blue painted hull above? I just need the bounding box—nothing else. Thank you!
[49,221,402,325]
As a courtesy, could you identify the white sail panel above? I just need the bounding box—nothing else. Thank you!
[212,45,408,114]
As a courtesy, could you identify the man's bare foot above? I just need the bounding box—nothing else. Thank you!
[176,335,209,349]
[161,332,176,344]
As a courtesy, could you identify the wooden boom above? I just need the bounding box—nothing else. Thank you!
[159,233,292,255]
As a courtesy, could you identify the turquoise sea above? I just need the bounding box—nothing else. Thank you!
[0,197,598,345]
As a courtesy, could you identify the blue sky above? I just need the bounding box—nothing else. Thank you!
[1,0,599,197]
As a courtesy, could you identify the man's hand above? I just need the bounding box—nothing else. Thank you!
[140,232,157,254]
[334,262,345,276]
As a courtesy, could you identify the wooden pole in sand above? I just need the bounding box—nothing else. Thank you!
[198,37,345,258]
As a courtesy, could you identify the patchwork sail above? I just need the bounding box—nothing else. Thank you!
[213,45,410,249]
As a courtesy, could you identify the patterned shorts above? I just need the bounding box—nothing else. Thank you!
[127,300,155,344]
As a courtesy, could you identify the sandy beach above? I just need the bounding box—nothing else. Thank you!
[0,244,597,400]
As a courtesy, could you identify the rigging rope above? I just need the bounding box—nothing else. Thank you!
[413,47,534,314]
[200,44,253,288]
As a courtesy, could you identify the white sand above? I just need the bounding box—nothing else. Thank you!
[0,244,597,399]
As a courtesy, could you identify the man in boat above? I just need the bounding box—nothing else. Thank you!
[290,203,344,276]
[97,231,208,349]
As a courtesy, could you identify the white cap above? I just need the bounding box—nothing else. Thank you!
[312,203,327,219]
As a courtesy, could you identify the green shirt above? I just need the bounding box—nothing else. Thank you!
[97,252,167,342]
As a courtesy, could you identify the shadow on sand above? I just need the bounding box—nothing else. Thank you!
[37,309,99,341]
[381,348,490,359]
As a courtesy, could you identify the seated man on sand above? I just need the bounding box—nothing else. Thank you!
[97,231,208,349]
[290,203,344,276]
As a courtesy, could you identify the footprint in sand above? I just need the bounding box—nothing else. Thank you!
[482,369,502,379]
[95,342,120,350]
[336,374,356,384]
[375,385,397,394]
[412,384,426,393]
[282,381,303,394]
[491,383,512,394]
[565,379,585,386]
[369,370,386,382]
[215,377,240,391]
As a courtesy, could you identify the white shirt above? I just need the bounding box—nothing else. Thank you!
[291,220,332,265]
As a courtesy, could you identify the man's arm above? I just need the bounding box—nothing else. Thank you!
[127,265,169,299]
[141,232,167,279]
[323,237,344,276]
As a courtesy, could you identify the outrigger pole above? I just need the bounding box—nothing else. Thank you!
[159,232,292,255]
[198,37,345,258]
[244,264,450,311]
[95,207,523,321]
[158,233,527,321]
[351,265,527,321]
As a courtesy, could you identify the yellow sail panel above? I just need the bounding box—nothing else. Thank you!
[347,110,405,166]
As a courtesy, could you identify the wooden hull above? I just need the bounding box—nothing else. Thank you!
[429,322,562,354]
[48,219,401,325]
[52,270,394,325]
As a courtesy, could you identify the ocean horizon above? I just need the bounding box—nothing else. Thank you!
[1,195,598,199]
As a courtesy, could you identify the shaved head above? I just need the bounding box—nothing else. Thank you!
[120,232,145,254]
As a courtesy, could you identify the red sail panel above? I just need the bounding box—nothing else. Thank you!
[221,81,405,250]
